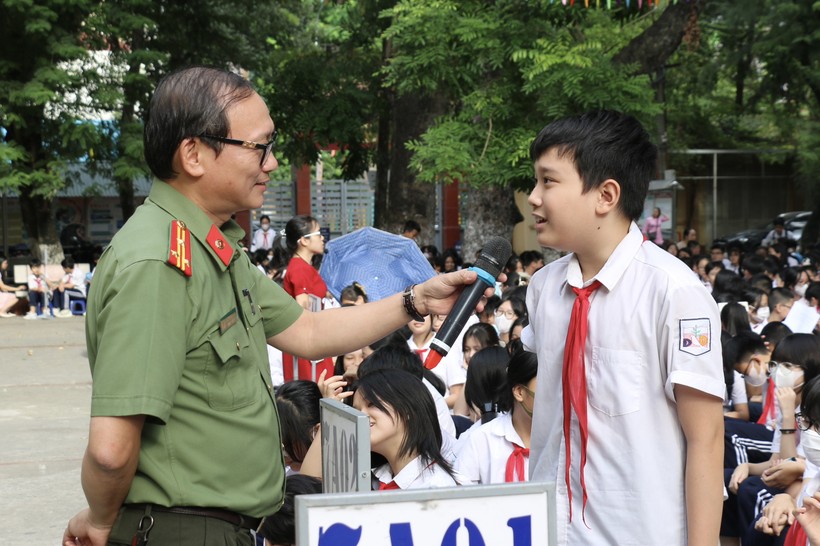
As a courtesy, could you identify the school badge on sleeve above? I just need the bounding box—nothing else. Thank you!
[679,318,711,356]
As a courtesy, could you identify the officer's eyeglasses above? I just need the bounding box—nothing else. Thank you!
[200,129,278,166]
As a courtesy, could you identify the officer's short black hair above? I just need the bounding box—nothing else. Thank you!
[144,66,256,181]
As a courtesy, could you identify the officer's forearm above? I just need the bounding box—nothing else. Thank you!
[81,415,145,527]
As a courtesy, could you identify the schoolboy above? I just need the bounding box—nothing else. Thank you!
[522,111,725,545]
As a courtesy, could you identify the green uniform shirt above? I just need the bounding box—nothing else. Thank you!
[86,181,303,517]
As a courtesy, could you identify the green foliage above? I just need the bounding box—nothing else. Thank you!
[385,1,658,190]
[665,0,819,182]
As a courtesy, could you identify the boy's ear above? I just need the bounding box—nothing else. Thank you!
[595,178,621,215]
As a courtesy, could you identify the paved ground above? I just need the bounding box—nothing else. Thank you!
[1,316,91,545]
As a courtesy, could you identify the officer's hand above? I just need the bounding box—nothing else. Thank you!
[415,270,504,317]
[63,508,112,546]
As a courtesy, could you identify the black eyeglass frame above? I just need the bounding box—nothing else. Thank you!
[796,411,813,432]
[200,130,278,166]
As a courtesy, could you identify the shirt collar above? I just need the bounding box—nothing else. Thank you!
[147,182,245,271]
[565,222,643,292]
[373,455,429,489]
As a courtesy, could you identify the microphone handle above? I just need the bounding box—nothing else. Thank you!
[429,272,493,357]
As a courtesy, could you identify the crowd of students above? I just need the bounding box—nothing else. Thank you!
[0,256,88,319]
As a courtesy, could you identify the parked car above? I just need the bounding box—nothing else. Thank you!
[715,211,811,251]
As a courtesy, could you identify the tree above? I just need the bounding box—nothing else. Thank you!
[382,1,660,257]
[0,0,110,260]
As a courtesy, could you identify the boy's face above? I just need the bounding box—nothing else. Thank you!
[31,265,42,275]
[528,148,599,252]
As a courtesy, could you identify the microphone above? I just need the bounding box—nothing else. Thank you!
[424,237,512,370]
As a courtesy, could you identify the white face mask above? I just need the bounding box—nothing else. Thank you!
[801,428,820,467]
[495,315,514,335]
[773,364,804,390]
[261,223,271,232]
[755,306,770,323]
[795,284,808,297]
[743,364,768,387]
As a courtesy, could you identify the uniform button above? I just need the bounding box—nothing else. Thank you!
[236,342,240,350]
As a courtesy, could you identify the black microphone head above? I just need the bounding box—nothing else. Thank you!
[473,237,513,279]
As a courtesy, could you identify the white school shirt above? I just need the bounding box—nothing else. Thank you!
[724,370,748,413]
[454,412,529,485]
[62,268,87,297]
[249,228,273,252]
[523,222,724,546]
[373,455,461,489]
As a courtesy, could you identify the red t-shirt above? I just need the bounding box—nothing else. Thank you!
[283,256,327,300]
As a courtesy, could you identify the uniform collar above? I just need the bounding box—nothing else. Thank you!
[147,182,245,271]
[373,455,428,489]
[565,222,643,293]
[490,412,525,447]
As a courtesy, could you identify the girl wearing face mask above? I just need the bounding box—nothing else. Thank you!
[728,334,820,541]
[745,287,770,328]
[790,376,820,546]
[494,296,526,344]
[454,345,537,484]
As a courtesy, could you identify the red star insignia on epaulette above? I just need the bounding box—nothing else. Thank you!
[167,220,192,277]
[207,225,233,266]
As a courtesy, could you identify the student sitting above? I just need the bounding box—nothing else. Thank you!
[354,369,462,490]
[455,343,537,484]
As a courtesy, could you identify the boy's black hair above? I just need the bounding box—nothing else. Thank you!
[258,474,323,544]
[759,321,792,350]
[769,287,795,311]
[259,214,271,223]
[61,257,75,269]
[806,282,820,304]
[355,369,456,479]
[275,380,321,463]
[530,110,657,221]
[402,220,422,233]
[29,258,42,268]
[749,273,773,294]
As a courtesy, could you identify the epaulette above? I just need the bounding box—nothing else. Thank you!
[167,220,193,277]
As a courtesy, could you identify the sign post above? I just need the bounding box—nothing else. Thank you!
[320,398,371,494]
[296,481,556,546]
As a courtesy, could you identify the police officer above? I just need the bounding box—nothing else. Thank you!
[63,66,493,546]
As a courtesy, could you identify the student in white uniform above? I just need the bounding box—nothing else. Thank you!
[523,111,725,546]
[455,343,537,484]
[353,369,461,490]
[357,344,457,454]
[429,313,472,408]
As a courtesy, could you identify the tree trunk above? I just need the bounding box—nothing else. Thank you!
[612,0,705,75]
[460,184,521,262]
[377,91,447,243]
[19,188,62,263]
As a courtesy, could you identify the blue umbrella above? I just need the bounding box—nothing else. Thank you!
[320,227,436,302]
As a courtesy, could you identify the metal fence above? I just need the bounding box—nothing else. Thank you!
[255,177,375,238]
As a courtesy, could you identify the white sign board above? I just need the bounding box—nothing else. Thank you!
[320,398,371,493]
[296,482,556,546]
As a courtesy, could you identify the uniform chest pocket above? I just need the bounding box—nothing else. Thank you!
[587,347,644,417]
[238,279,263,329]
[204,327,255,411]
